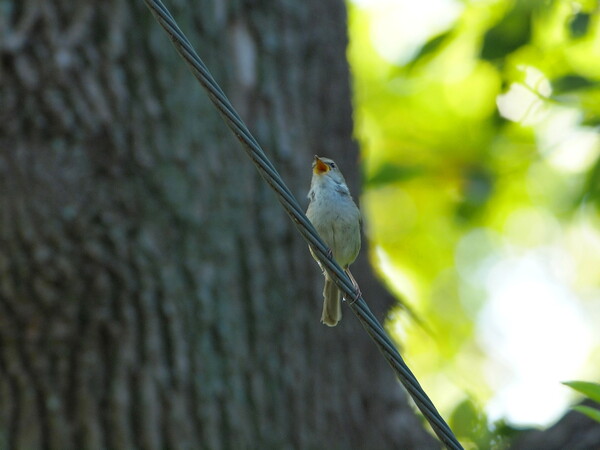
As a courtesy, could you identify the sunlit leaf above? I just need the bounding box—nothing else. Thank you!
[572,405,600,423]
[407,31,451,67]
[563,381,600,403]
[450,398,484,437]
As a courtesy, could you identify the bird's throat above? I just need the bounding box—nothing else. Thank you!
[314,158,329,174]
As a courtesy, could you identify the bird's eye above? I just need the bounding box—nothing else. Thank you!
[329,162,336,168]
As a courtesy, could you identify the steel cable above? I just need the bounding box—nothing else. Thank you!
[143,1,463,448]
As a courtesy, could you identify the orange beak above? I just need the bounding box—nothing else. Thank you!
[313,156,329,175]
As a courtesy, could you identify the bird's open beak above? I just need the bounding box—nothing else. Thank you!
[313,155,329,175]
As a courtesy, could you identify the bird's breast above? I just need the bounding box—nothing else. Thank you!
[306,189,361,267]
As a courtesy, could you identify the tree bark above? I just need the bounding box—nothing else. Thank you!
[0,0,437,448]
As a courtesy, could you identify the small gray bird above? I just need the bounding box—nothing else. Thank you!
[306,155,361,326]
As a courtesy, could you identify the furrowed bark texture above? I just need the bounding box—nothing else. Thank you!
[0,0,437,448]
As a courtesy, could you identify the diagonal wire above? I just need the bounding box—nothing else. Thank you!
[143,1,463,448]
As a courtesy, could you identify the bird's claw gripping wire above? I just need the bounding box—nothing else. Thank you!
[344,269,362,305]
[324,248,361,303]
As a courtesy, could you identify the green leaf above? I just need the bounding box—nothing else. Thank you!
[573,405,600,423]
[450,398,487,438]
[570,13,591,38]
[492,419,530,440]
[407,31,451,66]
[456,168,494,220]
[481,1,532,61]
[552,75,595,94]
[563,381,600,403]
[365,164,423,187]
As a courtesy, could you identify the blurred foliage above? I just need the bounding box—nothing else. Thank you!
[450,397,494,448]
[563,381,600,422]
[348,0,600,446]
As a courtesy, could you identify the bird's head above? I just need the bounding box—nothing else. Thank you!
[312,155,346,185]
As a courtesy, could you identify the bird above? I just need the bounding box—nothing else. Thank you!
[306,155,361,327]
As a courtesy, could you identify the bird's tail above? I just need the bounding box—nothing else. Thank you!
[321,277,341,327]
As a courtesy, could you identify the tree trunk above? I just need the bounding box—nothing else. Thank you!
[0,0,437,448]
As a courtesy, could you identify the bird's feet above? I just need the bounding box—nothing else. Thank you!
[344,269,362,305]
